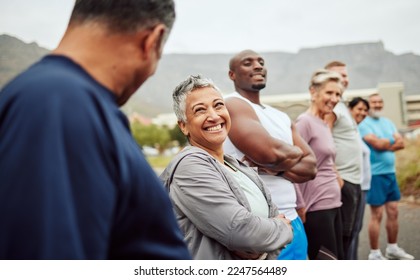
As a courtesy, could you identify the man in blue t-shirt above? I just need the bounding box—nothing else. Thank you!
[359,93,413,260]
[0,0,190,260]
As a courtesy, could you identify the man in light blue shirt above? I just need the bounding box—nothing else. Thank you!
[359,93,413,260]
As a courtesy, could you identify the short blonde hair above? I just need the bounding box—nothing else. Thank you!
[309,69,343,93]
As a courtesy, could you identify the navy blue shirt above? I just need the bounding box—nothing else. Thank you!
[0,55,191,259]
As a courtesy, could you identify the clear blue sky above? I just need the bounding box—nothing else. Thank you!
[1,0,419,55]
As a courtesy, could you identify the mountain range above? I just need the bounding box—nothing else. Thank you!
[1,34,420,118]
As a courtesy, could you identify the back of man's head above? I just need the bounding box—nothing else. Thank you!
[324,61,346,69]
[69,0,176,34]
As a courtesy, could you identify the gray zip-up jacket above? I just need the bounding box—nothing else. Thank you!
[160,146,293,260]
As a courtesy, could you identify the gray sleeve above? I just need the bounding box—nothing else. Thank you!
[170,155,293,253]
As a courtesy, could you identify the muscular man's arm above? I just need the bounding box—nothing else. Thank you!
[282,124,317,183]
[226,97,303,172]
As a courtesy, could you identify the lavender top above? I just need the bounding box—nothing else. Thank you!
[294,112,342,212]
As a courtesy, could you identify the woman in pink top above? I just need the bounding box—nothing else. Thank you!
[294,69,344,260]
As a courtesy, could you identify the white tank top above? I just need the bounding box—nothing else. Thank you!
[223,92,297,219]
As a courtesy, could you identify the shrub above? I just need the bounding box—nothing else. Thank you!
[396,137,420,197]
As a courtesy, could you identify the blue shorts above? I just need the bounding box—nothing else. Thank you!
[277,216,308,260]
[367,173,401,206]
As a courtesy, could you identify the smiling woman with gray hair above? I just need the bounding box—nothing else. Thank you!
[160,75,293,260]
[294,69,345,260]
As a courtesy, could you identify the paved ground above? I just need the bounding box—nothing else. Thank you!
[357,199,420,260]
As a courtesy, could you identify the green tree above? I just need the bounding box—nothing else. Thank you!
[169,125,188,147]
[130,122,171,154]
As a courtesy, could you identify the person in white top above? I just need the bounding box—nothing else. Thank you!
[223,49,317,260]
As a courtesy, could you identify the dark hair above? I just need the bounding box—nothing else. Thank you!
[348,97,369,110]
[69,0,175,33]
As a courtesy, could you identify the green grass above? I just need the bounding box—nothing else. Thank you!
[146,155,174,169]
[396,137,420,197]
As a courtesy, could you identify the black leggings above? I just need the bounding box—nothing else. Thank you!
[340,181,362,259]
[304,208,344,260]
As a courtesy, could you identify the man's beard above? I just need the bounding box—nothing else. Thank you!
[370,109,383,119]
[252,83,266,90]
